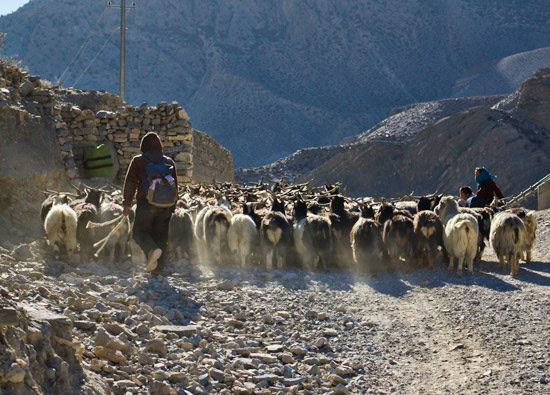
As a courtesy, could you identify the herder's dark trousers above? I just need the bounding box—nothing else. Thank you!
[133,198,173,273]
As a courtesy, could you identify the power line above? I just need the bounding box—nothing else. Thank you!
[72,29,117,88]
[58,7,108,86]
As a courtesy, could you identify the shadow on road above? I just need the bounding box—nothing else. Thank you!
[514,266,550,287]
[362,274,412,297]
[521,261,550,274]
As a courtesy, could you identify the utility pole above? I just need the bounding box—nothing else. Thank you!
[107,0,136,101]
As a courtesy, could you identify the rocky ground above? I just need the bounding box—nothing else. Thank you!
[1,209,549,394]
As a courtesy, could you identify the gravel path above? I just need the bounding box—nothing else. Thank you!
[1,210,549,394]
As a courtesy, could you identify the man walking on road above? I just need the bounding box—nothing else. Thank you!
[122,132,178,275]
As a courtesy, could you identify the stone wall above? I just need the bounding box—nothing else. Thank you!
[0,61,194,184]
[55,102,193,183]
[192,129,234,184]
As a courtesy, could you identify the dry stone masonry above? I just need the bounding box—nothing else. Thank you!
[55,101,194,183]
[0,60,194,184]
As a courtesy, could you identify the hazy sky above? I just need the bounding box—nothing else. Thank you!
[0,0,30,16]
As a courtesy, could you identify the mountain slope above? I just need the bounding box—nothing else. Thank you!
[235,95,505,184]
[299,69,550,198]
[2,0,550,166]
[453,46,550,97]
[349,95,505,144]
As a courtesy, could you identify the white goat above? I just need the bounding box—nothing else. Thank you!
[44,203,78,259]
[293,200,332,270]
[506,208,537,263]
[194,204,232,265]
[227,214,258,268]
[194,205,211,264]
[490,212,526,276]
[435,196,478,275]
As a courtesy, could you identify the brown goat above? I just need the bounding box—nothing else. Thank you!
[330,196,359,267]
[350,206,385,274]
[413,211,443,269]
[383,215,415,271]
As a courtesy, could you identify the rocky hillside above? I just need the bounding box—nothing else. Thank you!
[235,95,505,185]
[453,46,550,97]
[235,145,347,185]
[298,69,550,198]
[349,95,506,144]
[1,0,550,166]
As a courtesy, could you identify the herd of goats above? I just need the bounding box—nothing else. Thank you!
[40,180,537,277]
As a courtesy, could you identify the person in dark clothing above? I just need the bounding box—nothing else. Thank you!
[458,186,473,207]
[122,132,178,274]
[469,167,504,208]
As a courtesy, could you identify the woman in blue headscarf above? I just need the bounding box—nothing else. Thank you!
[469,167,504,207]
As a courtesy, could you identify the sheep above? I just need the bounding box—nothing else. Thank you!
[413,210,443,269]
[70,188,103,260]
[435,196,479,275]
[193,196,234,264]
[97,200,123,223]
[243,202,263,230]
[329,195,359,266]
[417,194,443,212]
[293,199,332,270]
[489,212,526,276]
[375,203,394,226]
[394,201,418,216]
[97,199,124,232]
[70,188,102,211]
[44,203,78,259]
[459,207,493,260]
[416,195,443,213]
[216,195,232,211]
[86,212,133,262]
[350,206,385,273]
[505,208,537,263]
[194,205,211,264]
[41,193,71,223]
[417,197,431,213]
[382,214,415,271]
[260,199,293,270]
[168,208,195,261]
[200,205,233,265]
[84,194,133,263]
[227,210,259,268]
[375,203,413,226]
[89,215,132,262]
[73,202,99,260]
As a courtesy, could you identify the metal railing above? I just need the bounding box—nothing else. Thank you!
[505,172,550,207]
